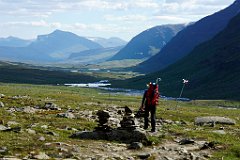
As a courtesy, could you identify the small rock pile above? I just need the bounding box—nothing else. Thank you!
[94,110,112,131]
[119,106,138,131]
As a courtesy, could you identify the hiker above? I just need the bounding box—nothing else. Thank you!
[141,82,159,132]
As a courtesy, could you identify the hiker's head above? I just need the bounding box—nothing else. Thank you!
[146,82,152,88]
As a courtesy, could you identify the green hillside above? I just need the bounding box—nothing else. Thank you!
[113,13,240,100]
[0,61,98,84]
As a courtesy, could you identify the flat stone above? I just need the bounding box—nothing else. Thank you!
[195,116,236,125]
[70,128,148,144]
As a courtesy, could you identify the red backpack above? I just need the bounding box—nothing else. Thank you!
[146,83,159,106]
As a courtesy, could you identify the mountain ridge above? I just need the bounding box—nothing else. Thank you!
[110,24,185,60]
[135,0,240,73]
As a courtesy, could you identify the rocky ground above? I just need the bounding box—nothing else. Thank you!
[0,92,238,160]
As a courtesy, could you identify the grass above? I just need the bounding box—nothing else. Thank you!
[0,83,240,159]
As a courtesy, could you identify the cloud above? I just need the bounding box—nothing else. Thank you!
[1,20,62,28]
[104,15,148,22]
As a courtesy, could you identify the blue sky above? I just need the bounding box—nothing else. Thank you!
[0,0,236,41]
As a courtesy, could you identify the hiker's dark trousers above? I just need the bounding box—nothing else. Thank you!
[144,105,156,131]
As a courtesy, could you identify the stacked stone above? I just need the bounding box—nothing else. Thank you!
[94,110,112,131]
[119,106,138,131]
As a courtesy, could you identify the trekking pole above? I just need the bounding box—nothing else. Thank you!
[175,79,189,108]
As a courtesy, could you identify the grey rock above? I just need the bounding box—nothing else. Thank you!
[57,112,75,119]
[137,153,151,159]
[0,146,7,153]
[0,101,4,107]
[41,125,48,129]
[43,102,61,110]
[179,138,195,145]
[195,116,236,125]
[23,106,37,113]
[0,94,5,98]
[45,131,59,136]
[39,136,46,141]
[0,125,9,131]
[33,152,50,159]
[7,121,19,126]
[128,142,143,149]
[212,130,226,134]
[164,156,174,160]
[1,157,21,160]
[26,129,36,134]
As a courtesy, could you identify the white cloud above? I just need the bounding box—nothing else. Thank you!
[104,15,148,22]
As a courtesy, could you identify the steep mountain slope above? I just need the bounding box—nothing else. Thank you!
[110,24,185,60]
[136,0,240,73]
[0,36,32,47]
[87,37,127,48]
[114,12,240,100]
[68,46,123,64]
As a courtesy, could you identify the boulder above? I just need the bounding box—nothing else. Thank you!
[195,116,236,126]
[57,112,75,119]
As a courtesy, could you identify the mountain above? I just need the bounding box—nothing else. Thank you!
[0,30,103,63]
[0,36,32,47]
[87,37,127,48]
[135,0,240,73]
[68,46,123,64]
[110,24,185,60]
[114,12,240,100]
[28,30,103,59]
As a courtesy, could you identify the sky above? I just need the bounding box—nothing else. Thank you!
[0,0,236,41]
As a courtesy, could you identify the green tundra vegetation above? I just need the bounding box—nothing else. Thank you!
[0,83,239,159]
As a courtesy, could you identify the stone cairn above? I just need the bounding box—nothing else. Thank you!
[94,110,112,132]
[119,106,138,131]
